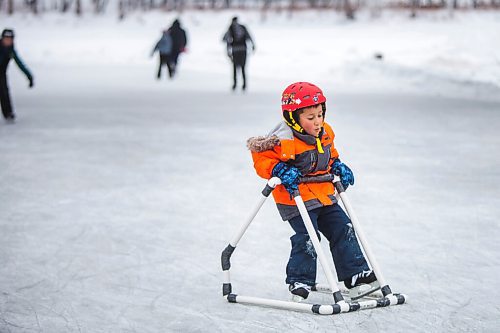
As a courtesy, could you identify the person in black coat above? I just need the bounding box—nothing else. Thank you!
[222,17,255,91]
[166,19,187,78]
[0,28,33,123]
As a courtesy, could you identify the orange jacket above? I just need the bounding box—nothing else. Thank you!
[248,121,340,220]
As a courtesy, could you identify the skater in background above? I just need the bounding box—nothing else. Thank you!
[151,19,187,79]
[247,82,377,301]
[167,19,187,78]
[0,28,33,123]
[222,16,255,91]
[151,29,173,79]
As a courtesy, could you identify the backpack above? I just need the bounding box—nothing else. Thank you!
[230,24,246,44]
[157,33,173,55]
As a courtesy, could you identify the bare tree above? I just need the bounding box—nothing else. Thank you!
[344,0,355,19]
[76,0,81,15]
[93,0,108,13]
[410,0,419,18]
[118,0,126,19]
[8,0,14,14]
[61,0,72,12]
[308,0,319,8]
[174,0,184,11]
[26,0,39,14]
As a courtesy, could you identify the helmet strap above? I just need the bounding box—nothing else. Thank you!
[284,111,304,134]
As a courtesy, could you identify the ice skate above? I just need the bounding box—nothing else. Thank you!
[289,282,311,302]
[5,114,16,124]
[344,270,381,300]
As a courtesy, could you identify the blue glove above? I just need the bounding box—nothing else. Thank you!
[272,162,302,196]
[331,159,354,189]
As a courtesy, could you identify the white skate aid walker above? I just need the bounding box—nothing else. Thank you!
[221,174,407,315]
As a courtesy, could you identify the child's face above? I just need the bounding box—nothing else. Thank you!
[298,104,324,137]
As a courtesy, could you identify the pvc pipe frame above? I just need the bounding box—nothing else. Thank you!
[221,176,405,314]
[337,189,390,295]
[293,194,345,302]
[227,293,406,315]
[229,177,282,247]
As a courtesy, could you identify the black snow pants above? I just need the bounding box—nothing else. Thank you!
[0,74,14,119]
[286,204,370,285]
[232,50,247,90]
[157,53,180,79]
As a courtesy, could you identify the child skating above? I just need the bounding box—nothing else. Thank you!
[247,82,377,301]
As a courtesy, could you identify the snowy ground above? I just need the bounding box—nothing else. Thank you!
[1,9,500,333]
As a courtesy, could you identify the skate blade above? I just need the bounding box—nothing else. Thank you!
[349,281,381,300]
[291,294,307,303]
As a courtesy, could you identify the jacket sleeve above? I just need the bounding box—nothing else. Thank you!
[12,49,32,80]
[244,27,255,49]
[251,147,282,180]
[222,30,230,43]
[151,41,159,55]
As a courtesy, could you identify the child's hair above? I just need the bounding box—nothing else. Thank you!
[296,105,315,115]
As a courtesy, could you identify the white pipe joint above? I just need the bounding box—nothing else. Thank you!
[267,177,282,188]
[332,175,341,183]
[339,301,351,313]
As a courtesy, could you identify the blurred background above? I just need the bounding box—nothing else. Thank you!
[1,2,500,332]
[2,0,500,99]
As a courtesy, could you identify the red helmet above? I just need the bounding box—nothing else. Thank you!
[281,82,326,113]
[281,82,327,134]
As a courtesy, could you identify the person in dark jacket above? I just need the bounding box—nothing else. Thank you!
[0,28,33,123]
[151,30,173,79]
[222,17,255,91]
[166,19,187,79]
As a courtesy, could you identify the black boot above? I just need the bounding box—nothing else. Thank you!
[5,113,15,124]
[289,282,311,300]
[344,270,377,289]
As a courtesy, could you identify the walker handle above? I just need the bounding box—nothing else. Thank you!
[298,174,336,184]
[265,174,340,197]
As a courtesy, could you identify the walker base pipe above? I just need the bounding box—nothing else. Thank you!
[225,293,406,315]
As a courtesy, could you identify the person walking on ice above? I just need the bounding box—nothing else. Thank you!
[151,29,173,79]
[151,19,187,80]
[247,82,377,301]
[0,28,34,123]
[222,16,255,91]
[166,19,187,79]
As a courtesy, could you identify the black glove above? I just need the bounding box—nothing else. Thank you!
[28,77,34,88]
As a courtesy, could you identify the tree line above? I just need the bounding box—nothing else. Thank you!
[1,0,499,19]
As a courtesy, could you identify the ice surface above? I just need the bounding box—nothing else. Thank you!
[1,9,500,333]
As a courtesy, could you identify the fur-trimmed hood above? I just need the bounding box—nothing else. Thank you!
[247,121,322,153]
[246,135,280,153]
[247,121,293,152]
